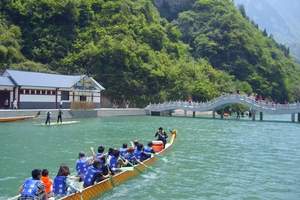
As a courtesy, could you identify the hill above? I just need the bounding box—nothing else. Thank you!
[0,0,236,106]
[1,0,300,105]
[235,0,300,62]
[154,0,300,102]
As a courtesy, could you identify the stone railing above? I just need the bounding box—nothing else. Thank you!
[145,94,300,114]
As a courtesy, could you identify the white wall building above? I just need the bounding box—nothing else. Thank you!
[0,69,105,109]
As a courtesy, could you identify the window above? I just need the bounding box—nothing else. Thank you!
[61,91,69,100]
[20,89,24,94]
[25,89,30,94]
[52,90,56,95]
[42,90,46,95]
[36,90,41,95]
[47,90,51,95]
[80,96,87,102]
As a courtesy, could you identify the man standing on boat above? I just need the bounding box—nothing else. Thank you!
[57,109,63,123]
[45,111,51,125]
[155,127,168,148]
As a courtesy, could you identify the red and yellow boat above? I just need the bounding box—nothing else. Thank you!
[60,130,177,200]
[0,115,35,122]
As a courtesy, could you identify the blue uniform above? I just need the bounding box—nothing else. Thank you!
[20,178,40,198]
[124,152,136,164]
[109,156,118,172]
[144,147,153,154]
[76,158,88,179]
[134,149,142,161]
[53,176,67,196]
[83,166,102,188]
[96,153,104,158]
[119,148,127,158]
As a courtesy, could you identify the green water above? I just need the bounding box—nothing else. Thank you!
[1,116,300,200]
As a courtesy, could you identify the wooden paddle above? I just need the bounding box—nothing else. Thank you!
[90,147,96,157]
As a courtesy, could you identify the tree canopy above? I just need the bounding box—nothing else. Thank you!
[1,0,299,106]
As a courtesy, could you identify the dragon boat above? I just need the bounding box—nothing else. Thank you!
[60,130,177,200]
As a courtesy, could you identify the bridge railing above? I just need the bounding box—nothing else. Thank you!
[145,94,300,113]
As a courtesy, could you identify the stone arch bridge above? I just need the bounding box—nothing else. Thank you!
[145,94,300,122]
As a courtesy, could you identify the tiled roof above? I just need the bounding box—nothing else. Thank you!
[0,76,14,86]
[5,69,83,88]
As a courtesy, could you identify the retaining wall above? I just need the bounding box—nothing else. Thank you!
[0,108,146,119]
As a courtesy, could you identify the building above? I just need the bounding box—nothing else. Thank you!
[0,69,105,109]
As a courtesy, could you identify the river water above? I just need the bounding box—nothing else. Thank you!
[0,116,300,199]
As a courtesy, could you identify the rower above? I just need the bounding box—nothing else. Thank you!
[76,152,91,181]
[154,127,168,148]
[96,145,105,160]
[132,140,139,150]
[109,150,126,174]
[144,142,154,154]
[124,147,136,165]
[106,147,114,165]
[53,165,78,198]
[41,169,53,198]
[83,160,108,188]
[19,169,47,200]
[119,143,128,158]
[142,142,154,160]
[133,143,143,161]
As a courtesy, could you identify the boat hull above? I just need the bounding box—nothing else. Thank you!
[0,115,35,122]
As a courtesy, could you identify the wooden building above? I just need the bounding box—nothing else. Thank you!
[0,69,105,109]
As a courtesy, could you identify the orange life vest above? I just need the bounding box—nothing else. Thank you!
[41,176,53,194]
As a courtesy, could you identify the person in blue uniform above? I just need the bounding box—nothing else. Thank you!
[19,169,47,200]
[109,150,126,174]
[123,147,137,165]
[119,143,128,158]
[106,147,114,166]
[53,165,78,198]
[142,142,154,161]
[83,160,108,188]
[155,127,168,148]
[76,152,91,181]
[134,143,143,161]
[96,145,105,160]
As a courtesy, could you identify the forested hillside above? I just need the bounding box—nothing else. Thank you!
[235,0,300,62]
[0,0,299,106]
[155,0,300,102]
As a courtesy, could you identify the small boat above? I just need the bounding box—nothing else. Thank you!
[0,115,35,122]
[9,130,177,200]
[38,121,80,126]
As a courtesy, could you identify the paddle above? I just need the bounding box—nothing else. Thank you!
[120,155,156,173]
[90,147,96,158]
[119,156,135,167]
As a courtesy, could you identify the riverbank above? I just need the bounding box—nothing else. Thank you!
[0,108,146,119]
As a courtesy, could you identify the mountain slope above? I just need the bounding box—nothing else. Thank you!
[235,0,300,62]
[0,0,236,105]
[154,0,300,102]
[1,0,300,104]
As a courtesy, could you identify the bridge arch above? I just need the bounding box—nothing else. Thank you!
[145,94,300,121]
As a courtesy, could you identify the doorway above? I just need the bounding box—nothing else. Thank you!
[0,90,10,109]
